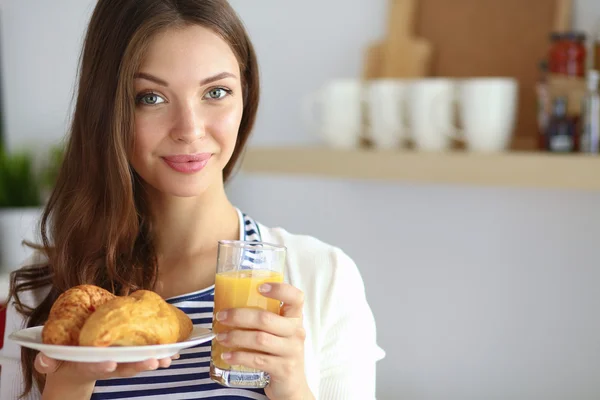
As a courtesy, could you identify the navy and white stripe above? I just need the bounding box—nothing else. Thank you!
[240,217,261,270]
[91,210,267,400]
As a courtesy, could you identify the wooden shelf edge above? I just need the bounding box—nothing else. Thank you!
[240,147,600,191]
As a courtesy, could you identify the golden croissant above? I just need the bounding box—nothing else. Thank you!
[42,285,116,346]
[42,285,193,347]
[42,285,115,346]
[79,290,193,347]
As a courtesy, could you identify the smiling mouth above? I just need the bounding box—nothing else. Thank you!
[162,154,212,174]
[162,153,212,163]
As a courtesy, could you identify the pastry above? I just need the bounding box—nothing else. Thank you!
[42,285,116,346]
[78,290,193,347]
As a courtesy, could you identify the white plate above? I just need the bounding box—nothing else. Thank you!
[9,326,215,363]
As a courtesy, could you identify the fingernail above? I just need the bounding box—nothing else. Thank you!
[216,311,227,321]
[105,363,117,373]
[39,354,48,368]
[221,352,232,360]
[172,354,180,360]
[259,283,271,293]
[216,333,228,341]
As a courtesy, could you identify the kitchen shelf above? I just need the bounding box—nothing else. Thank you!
[240,147,600,191]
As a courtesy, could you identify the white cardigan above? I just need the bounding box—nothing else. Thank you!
[0,223,385,399]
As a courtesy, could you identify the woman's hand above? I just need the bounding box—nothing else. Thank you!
[36,352,178,400]
[214,282,314,400]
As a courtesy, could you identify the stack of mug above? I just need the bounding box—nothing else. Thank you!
[304,77,519,152]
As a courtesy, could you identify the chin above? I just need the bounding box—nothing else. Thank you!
[156,180,213,198]
[162,187,205,198]
[152,171,221,198]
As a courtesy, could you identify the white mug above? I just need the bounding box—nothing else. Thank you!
[365,79,410,149]
[457,78,519,152]
[406,79,457,151]
[303,79,364,149]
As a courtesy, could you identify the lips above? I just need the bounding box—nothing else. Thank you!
[162,153,212,163]
[161,153,212,174]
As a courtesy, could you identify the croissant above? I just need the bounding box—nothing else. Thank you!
[78,290,193,347]
[42,285,116,346]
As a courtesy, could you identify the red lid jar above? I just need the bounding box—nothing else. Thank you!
[548,32,587,77]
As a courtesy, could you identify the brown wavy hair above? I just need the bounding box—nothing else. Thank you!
[8,0,259,396]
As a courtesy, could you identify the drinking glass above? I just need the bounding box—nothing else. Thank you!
[210,240,286,388]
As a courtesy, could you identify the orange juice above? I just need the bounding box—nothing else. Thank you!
[211,270,283,370]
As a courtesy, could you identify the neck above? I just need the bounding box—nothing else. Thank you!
[148,181,239,260]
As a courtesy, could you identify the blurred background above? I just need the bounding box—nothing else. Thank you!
[1,0,600,399]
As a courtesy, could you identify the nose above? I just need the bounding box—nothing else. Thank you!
[170,103,204,144]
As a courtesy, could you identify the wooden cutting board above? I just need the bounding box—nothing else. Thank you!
[363,0,433,80]
[363,42,385,80]
[363,40,433,79]
[387,0,417,36]
[381,0,433,78]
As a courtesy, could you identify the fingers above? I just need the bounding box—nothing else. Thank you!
[216,283,305,335]
[35,353,115,376]
[35,354,174,381]
[34,353,61,375]
[216,330,297,357]
[85,361,118,376]
[94,358,173,379]
[217,308,296,337]
[35,353,117,381]
[259,283,304,318]
[114,359,159,378]
[158,357,173,369]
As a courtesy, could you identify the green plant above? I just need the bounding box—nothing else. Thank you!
[40,145,64,192]
[0,150,42,208]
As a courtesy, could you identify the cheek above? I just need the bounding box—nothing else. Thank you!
[134,112,168,153]
[131,113,165,171]
[208,103,244,149]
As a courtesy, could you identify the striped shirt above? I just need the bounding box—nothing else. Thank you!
[91,210,267,400]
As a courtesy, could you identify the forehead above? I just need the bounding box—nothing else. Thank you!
[138,24,240,79]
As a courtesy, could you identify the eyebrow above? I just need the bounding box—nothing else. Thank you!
[200,72,237,86]
[134,71,237,87]
[134,72,168,86]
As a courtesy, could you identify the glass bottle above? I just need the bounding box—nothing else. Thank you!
[546,96,577,152]
[580,70,600,153]
[536,60,551,150]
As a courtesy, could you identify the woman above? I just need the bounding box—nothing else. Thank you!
[1,0,384,399]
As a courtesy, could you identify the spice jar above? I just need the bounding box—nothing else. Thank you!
[548,32,587,77]
[548,32,564,74]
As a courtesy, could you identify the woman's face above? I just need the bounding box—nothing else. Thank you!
[130,24,243,198]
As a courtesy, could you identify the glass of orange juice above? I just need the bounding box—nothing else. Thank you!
[210,240,286,388]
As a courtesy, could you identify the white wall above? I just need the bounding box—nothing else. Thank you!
[575,0,600,37]
[2,1,600,399]
[0,0,95,153]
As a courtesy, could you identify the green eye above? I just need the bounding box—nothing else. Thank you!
[137,93,165,105]
[205,88,231,100]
